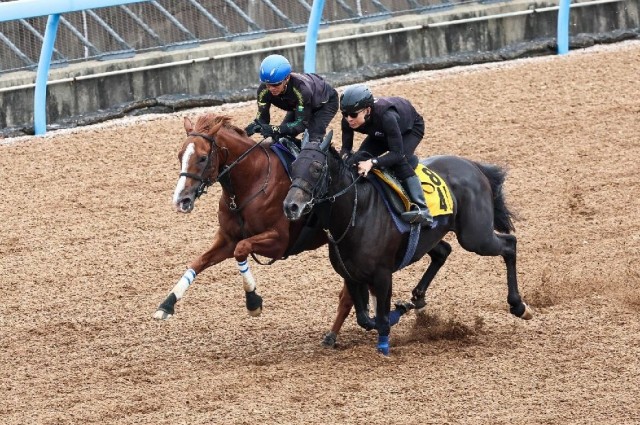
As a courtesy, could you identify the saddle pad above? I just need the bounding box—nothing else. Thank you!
[371,164,454,217]
[270,141,296,179]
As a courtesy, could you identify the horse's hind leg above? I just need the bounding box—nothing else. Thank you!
[458,231,533,320]
[411,240,452,309]
[323,283,353,348]
[497,234,533,319]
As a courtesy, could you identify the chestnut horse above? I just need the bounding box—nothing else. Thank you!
[283,136,533,355]
[152,113,329,320]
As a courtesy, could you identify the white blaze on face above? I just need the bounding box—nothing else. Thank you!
[172,142,196,205]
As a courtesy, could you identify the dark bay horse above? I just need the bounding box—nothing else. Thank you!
[152,113,329,320]
[283,136,533,355]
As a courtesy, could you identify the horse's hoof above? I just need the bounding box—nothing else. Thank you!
[511,302,533,320]
[245,290,263,315]
[152,309,173,320]
[411,295,426,310]
[248,307,262,317]
[520,303,534,320]
[322,331,338,348]
[394,300,415,315]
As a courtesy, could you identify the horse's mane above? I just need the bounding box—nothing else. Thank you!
[194,113,246,137]
[327,144,359,180]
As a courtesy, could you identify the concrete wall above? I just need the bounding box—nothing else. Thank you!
[0,0,638,135]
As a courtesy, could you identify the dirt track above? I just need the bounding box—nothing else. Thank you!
[1,41,639,424]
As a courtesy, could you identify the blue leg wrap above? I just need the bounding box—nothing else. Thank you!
[389,310,401,326]
[377,335,390,356]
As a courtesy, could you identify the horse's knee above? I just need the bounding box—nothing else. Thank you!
[356,311,375,331]
[234,241,251,259]
[432,241,452,262]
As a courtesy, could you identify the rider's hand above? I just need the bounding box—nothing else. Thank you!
[347,151,369,167]
[357,159,373,177]
[244,120,262,136]
[260,124,281,140]
[339,148,353,161]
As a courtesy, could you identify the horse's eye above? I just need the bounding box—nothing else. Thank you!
[310,161,323,178]
[199,155,208,163]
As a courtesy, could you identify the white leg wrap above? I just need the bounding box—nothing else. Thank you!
[171,268,196,300]
[237,260,256,293]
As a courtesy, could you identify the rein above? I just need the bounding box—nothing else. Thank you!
[297,146,361,280]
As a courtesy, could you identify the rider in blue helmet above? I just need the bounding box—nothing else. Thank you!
[340,84,433,225]
[244,54,339,148]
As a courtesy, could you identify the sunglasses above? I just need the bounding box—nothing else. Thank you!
[342,109,366,119]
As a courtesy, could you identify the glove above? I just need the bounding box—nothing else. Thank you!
[346,151,370,167]
[339,148,353,161]
[244,120,262,136]
[260,124,281,140]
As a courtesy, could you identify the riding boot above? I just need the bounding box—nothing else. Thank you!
[400,175,433,225]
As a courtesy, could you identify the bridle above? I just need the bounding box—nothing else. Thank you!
[179,132,226,199]
[290,142,360,215]
[180,131,270,210]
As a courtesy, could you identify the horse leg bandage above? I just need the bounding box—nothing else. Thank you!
[237,260,256,292]
[172,268,196,300]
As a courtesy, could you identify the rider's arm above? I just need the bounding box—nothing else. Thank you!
[340,119,355,153]
[255,86,272,124]
[376,110,404,168]
[279,86,310,136]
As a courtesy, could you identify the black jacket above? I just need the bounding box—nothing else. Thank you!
[255,73,335,136]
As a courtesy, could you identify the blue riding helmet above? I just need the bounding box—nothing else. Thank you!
[259,54,291,84]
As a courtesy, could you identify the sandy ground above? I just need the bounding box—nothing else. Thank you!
[1,40,639,424]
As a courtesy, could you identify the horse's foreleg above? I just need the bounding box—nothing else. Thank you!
[373,281,393,356]
[153,234,234,320]
[411,240,452,309]
[342,279,375,332]
[499,234,533,320]
[233,229,287,317]
[236,259,262,317]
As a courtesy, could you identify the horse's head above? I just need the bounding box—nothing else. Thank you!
[283,131,333,221]
[172,114,229,213]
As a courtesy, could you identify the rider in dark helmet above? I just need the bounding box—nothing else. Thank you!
[339,84,433,225]
[244,54,339,146]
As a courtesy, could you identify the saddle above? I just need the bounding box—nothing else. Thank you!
[369,164,454,219]
[367,165,453,271]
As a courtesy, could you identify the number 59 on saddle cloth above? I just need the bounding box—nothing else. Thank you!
[371,164,454,217]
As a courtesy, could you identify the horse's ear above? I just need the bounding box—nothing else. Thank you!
[320,129,333,151]
[301,130,310,148]
[184,117,194,134]
[210,120,225,135]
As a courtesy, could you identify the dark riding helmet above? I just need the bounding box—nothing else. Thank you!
[259,54,291,84]
[340,84,374,114]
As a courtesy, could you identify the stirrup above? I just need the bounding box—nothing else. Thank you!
[400,207,433,225]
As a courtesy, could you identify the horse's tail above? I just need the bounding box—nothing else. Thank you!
[474,162,516,234]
